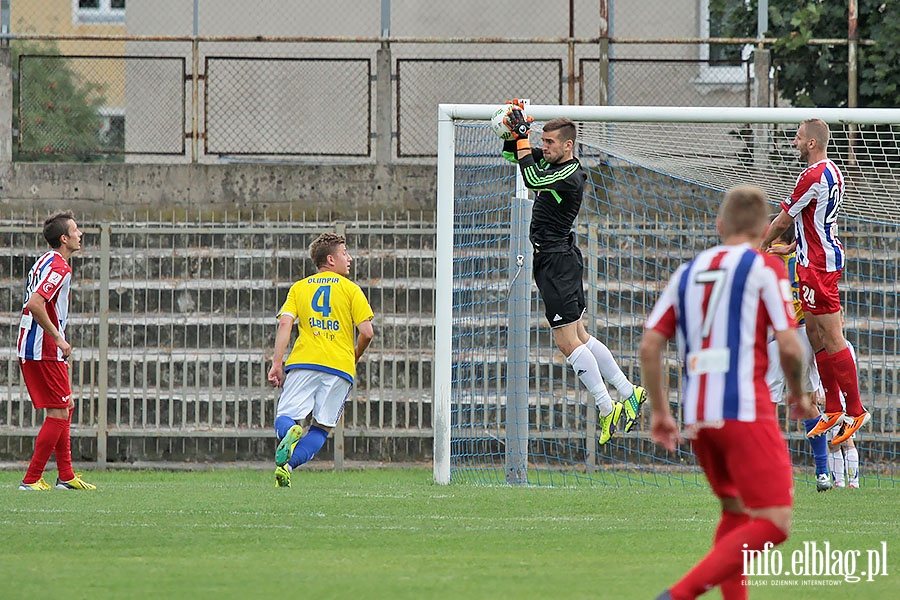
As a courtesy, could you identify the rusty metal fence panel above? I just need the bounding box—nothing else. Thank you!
[396,58,563,158]
[11,39,756,163]
[581,56,752,107]
[204,56,372,157]
[17,54,186,158]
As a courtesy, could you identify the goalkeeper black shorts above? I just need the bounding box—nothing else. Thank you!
[533,245,586,328]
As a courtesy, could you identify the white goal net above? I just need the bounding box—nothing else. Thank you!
[434,105,900,488]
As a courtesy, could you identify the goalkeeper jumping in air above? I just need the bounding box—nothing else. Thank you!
[501,99,646,444]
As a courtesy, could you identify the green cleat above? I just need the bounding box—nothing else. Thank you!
[55,474,96,490]
[274,464,292,488]
[275,424,303,467]
[599,401,624,445]
[623,385,648,433]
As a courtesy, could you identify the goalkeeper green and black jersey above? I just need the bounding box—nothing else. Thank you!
[503,142,587,253]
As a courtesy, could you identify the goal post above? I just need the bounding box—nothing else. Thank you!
[434,103,900,487]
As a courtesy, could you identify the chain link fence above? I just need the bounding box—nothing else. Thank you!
[397,58,564,158]
[12,39,755,163]
[4,1,858,165]
[204,56,372,157]
[16,50,186,159]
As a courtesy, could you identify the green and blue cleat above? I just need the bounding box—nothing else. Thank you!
[275,424,303,467]
[622,385,648,433]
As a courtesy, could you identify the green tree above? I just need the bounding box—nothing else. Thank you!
[12,41,110,162]
[710,0,900,108]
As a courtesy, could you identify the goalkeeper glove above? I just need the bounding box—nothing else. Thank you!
[504,108,533,140]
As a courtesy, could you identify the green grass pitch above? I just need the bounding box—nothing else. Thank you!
[1,468,895,599]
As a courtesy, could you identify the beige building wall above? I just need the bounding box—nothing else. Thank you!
[11,0,126,106]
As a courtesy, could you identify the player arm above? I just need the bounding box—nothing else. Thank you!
[761,209,794,251]
[355,318,374,362]
[640,274,681,451]
[502,140,519,163]
[639,329,668,417]
[267,314,294,387]
[270,314,294,368]
[517,153,581,194]
[640,326,681,453]
[25,292,70,358]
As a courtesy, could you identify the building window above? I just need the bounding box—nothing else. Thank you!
[98,109,125,153]
[698,0,752,85]
[73,0,126,24]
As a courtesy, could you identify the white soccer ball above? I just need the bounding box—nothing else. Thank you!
[490,104,520,141]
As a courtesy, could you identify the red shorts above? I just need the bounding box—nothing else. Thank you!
[20,359,72,409]
[797,264,842,315]
[691,420,793,509]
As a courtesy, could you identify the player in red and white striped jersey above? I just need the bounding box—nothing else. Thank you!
[642,186,809,600]
[18,250,72,361]
[761,118,869,445]
[17,211,95,491]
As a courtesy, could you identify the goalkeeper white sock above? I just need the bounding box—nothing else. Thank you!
[846,447,859,486]
[829,448,845,486]
[566,344,613,416]
[586,336,634,399]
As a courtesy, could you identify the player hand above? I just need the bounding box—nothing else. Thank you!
[504,107,533,140]
[787,391,812,421]
[267,365,285,388]
[56,337,72,359]
[766,241,796,256]
[505,98,525,110]
[650,411,681,452]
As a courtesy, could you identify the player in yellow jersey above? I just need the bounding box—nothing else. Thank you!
[765,225,831,491]
[267,233,374,487]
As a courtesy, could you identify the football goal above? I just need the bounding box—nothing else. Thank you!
[434,104,900,487]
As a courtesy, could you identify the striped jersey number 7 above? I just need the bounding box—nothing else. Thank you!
[694,269,727,339]
[311,285,332,318]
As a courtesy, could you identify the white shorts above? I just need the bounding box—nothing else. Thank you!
[276,368,352,428]
[766,325,820,402]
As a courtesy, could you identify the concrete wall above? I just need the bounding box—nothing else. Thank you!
[0,161,437,219]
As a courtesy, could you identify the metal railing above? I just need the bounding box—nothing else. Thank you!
[0,216,436,467]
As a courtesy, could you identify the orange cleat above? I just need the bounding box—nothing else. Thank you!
[806,411,845,438]
[830,411,870,446]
